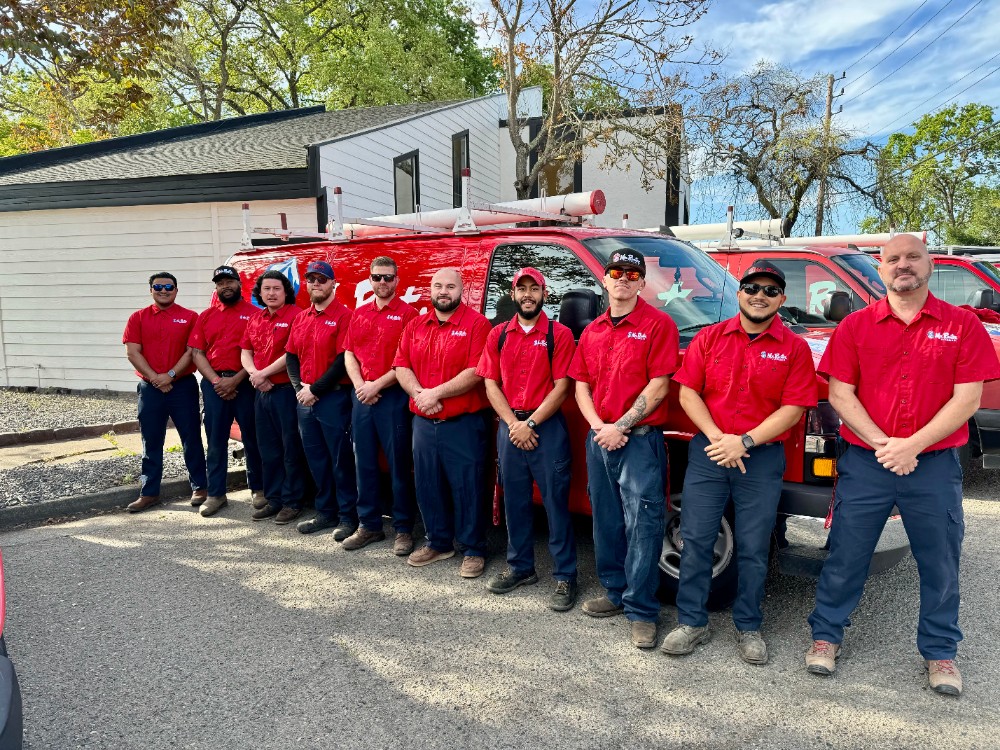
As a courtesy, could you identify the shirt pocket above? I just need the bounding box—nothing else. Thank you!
[705,355,734,394]
[752,356,791,393]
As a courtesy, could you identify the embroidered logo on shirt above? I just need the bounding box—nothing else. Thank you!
[451,330,468,337]
[927,330,958,342]
[532,339,548,347]
[387,314,403,321]
[760,351,788,362]
[240,315,250,321]
[324,320,338,327]
[626,331,648,341]
[275,322,290,328]
[172,319,188,324]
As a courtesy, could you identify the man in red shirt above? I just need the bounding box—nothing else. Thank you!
[662,263,818,664]
[343,256,419,555]
[122,272,207,512]
[189,265,264,517]
[807,234,1000,696]
[477,267,579,610]
[285,260,359,540]
[240,270,305,525]
[569,250,679,649]
[394,268,492,578]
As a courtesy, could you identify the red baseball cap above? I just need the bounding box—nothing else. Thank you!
[512,267,545,289]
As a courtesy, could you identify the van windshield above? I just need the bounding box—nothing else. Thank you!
[582,235,739,340]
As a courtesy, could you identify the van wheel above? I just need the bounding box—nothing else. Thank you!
[658,504,738,611]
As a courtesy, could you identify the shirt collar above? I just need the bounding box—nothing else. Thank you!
[149,303,174,315]
[597,296,648,327]
[872,292,943,323]
[722,313,786,341]
[503,310,550,335]
[423,301,468,326]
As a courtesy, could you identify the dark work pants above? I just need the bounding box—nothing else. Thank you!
[352,386,417,533]
[412,413,487,557]
[676,433,785,631]
[585,429,667,623]
[201,377,262,497]
[255,385,306,509]
[137,375,206,497]
[497,413,576,581]
[809,445,964,660]
[297,389,358,523]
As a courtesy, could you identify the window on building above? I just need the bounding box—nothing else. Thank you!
[394,151,419,214]
[452,131,470,208]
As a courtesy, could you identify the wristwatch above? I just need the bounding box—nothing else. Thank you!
[740,433,755,450]
[167,369,176,379]
[526,419,538,430]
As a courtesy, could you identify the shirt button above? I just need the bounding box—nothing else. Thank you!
[902,374,907,379]
[901,399,907,404]
[903,351,908,355]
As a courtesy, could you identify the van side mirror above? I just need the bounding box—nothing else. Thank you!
[969,288,1000,312]
[824,291,853,322]
[559,288,601,339]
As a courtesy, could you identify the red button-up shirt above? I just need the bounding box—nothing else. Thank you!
[476,312,576,410]
[673,314,818,441]
[569,297,680,426]
[239,304,301,385]
[122,303,199,379]
[286,300,352,384]
[819,293,1000,451]
[393,302,491,419]
[344,296,418,381]
[187,296,256,372]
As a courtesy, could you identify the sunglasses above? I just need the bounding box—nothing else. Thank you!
[151,284,175,292]
[370,273,396,282]
[607,268,642,281]
[306,275,331,284]
[740,283,783,298]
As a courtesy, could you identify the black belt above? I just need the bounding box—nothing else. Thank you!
[268,382,293,390]
[142,373,193,385]
[512,409,536,421]
[630,425,659,436]
[418,414,467,425]
[216,370,238,377]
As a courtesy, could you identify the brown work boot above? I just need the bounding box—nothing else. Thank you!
[342,527,386,551]
[200,495,228,517]
[459,556,485,579]
[190,489,207,507]
[805,640,841,676]
[407,545,455,567]
[126,495,160,513]
[273,507,302,525]
[927,660,962,696]
[631,621,658,649]
[393,532,414,557]
[251,490,268,510]
[582,596,624,618]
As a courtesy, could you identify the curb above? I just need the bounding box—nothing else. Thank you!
[0,468,247,530]
[0,421,141,448]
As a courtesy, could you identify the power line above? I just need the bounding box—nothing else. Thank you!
[845,0,931,73]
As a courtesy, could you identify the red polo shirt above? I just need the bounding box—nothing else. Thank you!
[673,314,818,440]
[476,312,576,410]
[344,295,418,381]
[286,300,352,384]
[122,303,198,379]
[819,293,1000,451]
[187,296,256,372]
[393,302,491,419]
[239,304,301,385]
[569,297,680,427]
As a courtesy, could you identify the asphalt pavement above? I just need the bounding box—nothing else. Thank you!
[2,481,999,750]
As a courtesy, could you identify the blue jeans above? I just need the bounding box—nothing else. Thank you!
[352,386,417,533]
[137,375,206,496]
[412,413,488,557]
[498,414,576,581]
[297,389,358,523]
[201,377,262,497]
[585,429,667,623]
[676,433,785,631]
[809,444,964,660]
[255,385,306,509]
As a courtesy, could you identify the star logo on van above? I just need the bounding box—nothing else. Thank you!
[657,282,692,306]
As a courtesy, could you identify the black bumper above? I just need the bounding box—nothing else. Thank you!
[778,481,834,518]
[975,407,1000,455]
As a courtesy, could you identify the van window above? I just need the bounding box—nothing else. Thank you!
[485,243,604,325]
[759,258,862,326]
[929,264,993,306]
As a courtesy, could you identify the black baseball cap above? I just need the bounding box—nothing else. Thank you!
[212,265,240,282]
[739,262,785,290]
[604,250,646,277]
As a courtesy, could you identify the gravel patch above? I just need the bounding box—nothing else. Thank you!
[0,389,136,434]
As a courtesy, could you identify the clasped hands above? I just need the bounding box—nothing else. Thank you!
[871,436,920,476]
[704,433,749,474]
[413,386,443,416]
[508,420,538,450]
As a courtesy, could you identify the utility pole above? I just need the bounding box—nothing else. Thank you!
[815,74,834,236]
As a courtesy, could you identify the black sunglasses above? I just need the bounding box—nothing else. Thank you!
[151,283,176,292]
[370,274,396,282]
[740,282,783,298]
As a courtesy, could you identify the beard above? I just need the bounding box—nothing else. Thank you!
[374,285,396,300]
[888,269,930,293]
[433,295,461,313]
[740,302,779,324]
[516,298,543,320]
[218,288,241,306]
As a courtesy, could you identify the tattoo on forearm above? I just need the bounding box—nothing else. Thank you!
[615,395,648,431]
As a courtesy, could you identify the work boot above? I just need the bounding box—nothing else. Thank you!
[199,495,228,517]
[252,503,280,521]
[927,660,962,696]
[805,640,841,676]
[393,532,415,556]
[274,507,302,525]
[631,621,658,649]
[190,489,207,507]
[333,521,358,542]
[736,630,768,665]
[297,514,337,534]
[549,580,579,612]
[486,567,538,594]
[251,490,268,510]
[582,596,624,618]
[660,624,711,656]
[126,495,160,513]
[342,527,386,551]
[407,545,455,567]
[459,556,485,579]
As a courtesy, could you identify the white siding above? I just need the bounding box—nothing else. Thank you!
[0,198,315,391]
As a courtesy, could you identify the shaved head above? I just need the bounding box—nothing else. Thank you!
[431,267,463,315]
[879,235,932,294]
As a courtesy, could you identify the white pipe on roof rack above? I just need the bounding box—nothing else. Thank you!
[665,218,785,241]
[668,230,928,249]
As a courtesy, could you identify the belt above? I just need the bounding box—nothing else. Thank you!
[418,413,469,425]
[630,425,659,436]
[512,410,536,421]
[142,373,193,385]
[268,382,293,390]
[216,370,238,377]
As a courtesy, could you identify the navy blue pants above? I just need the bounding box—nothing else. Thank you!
[255,385,306,509]
[677,433,785,631]
[352,386,417,533]
[585,429,667,623]
[809,445,965,660]
[297,389,358,523]
[201,377,262,497]
[498,413,576,581]
[137,375,206,496]
[412,413,487,557]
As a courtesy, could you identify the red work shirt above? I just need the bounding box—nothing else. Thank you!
[819,293,1000,451]
[393,302,491,419]
[673,314,818,441]
[344,296,418,381]
[476,312,576,411]
[122,303,198,379]
[286,301,352,384]
[569,297,680,427]
[239,304,301,385]
[187,296,256,372]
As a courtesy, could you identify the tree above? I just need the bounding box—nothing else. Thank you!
[486,0,718,199]
[863,104,1000,245]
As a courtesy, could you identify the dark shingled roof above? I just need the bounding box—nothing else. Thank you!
[0,101,459,186]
